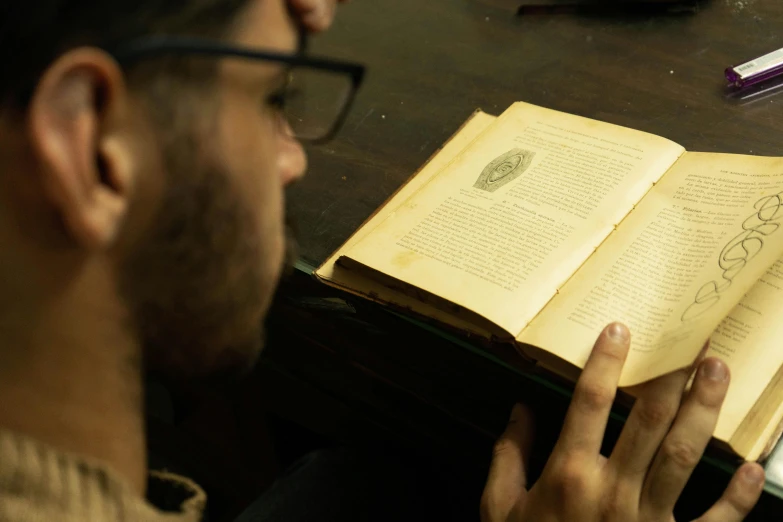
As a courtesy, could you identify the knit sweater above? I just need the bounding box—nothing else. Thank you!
[0,429,205,521]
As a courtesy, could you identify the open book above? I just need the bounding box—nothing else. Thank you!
[315,103,783,462]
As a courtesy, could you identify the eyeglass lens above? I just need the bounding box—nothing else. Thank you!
[283,67,353,141]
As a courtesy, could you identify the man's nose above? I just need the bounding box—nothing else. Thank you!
[278,134,308,187]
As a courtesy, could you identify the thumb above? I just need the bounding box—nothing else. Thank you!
[481,404,535,521]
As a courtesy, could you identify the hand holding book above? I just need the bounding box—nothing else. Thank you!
[482,323,764,522]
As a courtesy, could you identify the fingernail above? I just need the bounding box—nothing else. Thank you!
[607,322,629,342]
[701,358,728,382]
[743,465,765,486]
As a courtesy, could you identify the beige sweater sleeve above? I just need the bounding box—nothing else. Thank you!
[0,429,205,522]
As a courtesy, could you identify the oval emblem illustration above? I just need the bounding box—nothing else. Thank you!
[473,148,535,193]
[488,155,523,183]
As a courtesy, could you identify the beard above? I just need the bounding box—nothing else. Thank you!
[118,130,297,392]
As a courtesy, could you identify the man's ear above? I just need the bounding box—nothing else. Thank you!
[28,48,134,250]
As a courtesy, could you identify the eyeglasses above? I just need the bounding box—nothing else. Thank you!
[109,36,366,144]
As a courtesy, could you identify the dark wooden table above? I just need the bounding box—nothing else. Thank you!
[257,0,783,518]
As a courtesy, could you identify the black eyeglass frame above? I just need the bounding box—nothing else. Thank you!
[107,36,366,144]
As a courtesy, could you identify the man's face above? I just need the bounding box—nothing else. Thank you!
[121,0,307,382]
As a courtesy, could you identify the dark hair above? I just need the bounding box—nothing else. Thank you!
[0,0,250,108]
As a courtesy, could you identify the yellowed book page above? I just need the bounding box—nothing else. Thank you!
[316,111,498,338]
[520,152,783,386]
[317,111,496,281]
[727,362,783,461]
[746,400,783,461]
[711,258,783,444]
[341,102,685,335]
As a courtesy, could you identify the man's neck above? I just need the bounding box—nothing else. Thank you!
[0,263,147,495]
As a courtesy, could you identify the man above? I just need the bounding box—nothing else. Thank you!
[0,0,767,521]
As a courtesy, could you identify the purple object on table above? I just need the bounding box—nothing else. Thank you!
[726,48,783,88]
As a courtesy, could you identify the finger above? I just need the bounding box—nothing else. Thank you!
[642,358,730,516]
[610,368,690,485]
[609,342,709,488]
[288,0,338,32]
[697,463,764,522]
[481,404,535,522]
[556,323,630,457]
